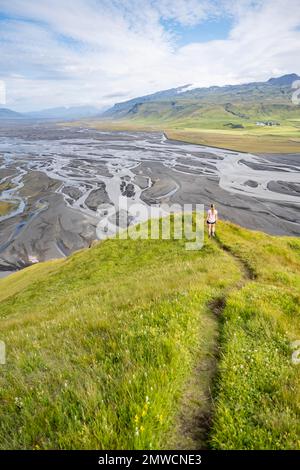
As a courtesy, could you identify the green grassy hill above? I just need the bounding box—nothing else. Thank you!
[92,74,300,152]
[0,220,299,449]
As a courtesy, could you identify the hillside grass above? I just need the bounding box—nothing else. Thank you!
[0,220,241,449]
[165,126,300,153]
[211,223,300,449]
[0,220,299,449]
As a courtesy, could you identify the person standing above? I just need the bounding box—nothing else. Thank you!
[207,203,218,238]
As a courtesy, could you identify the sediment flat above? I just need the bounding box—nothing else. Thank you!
[0,121,299,273]
[132,161,300,236]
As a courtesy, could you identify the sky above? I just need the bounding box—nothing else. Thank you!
[0,0,300,112]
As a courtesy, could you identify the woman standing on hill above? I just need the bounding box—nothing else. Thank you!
[207,203,218,238]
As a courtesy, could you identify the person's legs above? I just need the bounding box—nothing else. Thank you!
[208,222,212,237]
[212,223,216,237]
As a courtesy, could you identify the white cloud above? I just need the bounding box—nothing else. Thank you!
[0,0,299,111]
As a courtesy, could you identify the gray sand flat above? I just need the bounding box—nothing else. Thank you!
[62,186,83,201]
[85,183,110,211]
[133,175,149,190]
[0,170,98,271]
[132,161,300,236]
[267,181,300,196]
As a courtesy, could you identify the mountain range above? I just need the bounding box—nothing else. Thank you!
[1,74,299,124]
[0,105,102,120]
[101,73,300,125]
[0,108,24,119]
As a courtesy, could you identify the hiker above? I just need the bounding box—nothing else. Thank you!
[207,203,218,238]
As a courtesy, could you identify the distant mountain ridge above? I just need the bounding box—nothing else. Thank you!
[26,105,102,119]
[101,84,194,118]
[101,73,300,122]
[1,74,299,123]
[0,105,103,120]
[267,73,300,86]
[0,108,24,119]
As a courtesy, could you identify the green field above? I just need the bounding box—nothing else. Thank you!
[70,118,300,153]
[165,123,300,153]
[0,219,299,449]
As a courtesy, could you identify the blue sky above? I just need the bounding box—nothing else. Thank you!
[162,16,234,47]
[0,0,299,111]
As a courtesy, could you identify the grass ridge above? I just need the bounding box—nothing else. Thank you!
[0,220,299,449]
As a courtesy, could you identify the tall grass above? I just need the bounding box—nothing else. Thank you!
[0,221,299,449]
[0,228,240,449]
[210,223,300,449]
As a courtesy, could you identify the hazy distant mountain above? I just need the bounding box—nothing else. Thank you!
[0,108,24,119]
[101,73,300,123]
[267,73,300,86]
[0,105,103,120]
[26,105,102,119]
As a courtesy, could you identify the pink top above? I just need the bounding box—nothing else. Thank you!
[207,209,217,223]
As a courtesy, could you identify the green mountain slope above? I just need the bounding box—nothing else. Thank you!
[92,74,300,153]
[0,220,299,449]
[103,74,300,125]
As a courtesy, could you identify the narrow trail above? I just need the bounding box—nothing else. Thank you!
[169,234,256,450]
[214,234,257,282]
